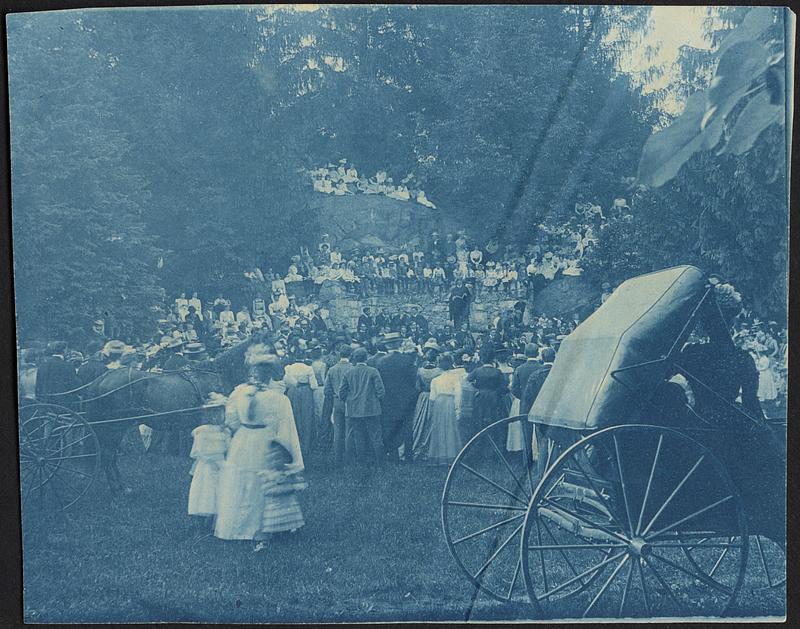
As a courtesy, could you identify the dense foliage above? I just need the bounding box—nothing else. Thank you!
[8,6,791,341]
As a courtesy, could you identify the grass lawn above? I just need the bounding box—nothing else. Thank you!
[20,441,785,623]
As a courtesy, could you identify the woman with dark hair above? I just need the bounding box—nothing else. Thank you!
[466,346,508,438]
[427,353,465,465]
[409,350,443,460]
[214,347,304,544]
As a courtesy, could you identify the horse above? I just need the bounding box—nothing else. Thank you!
[82,365,224,492]
[212,329,275,391]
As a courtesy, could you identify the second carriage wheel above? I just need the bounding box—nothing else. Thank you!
[441,415,542,602]
[19,403,101,511]
[681,533,785,592]
[520,424,748,619]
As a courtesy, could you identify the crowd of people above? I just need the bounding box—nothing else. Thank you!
[309,160,437,209]
[18,274,788,550]
[239,216,622,308]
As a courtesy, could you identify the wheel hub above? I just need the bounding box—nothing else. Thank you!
[628,536,650,557]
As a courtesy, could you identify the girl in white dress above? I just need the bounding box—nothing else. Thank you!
[214,348,304,545]
[188,419,230,520]
[755,350,778,402]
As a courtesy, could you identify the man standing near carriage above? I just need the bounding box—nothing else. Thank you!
[77,339,109,386]
[35,340,80,404]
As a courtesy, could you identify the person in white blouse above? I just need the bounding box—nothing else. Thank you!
[236,306,253,328]
[219,304,236,326]
[427,354,465,465]
[284,357,320,455]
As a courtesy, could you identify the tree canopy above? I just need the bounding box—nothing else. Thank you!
[7,5,791,341]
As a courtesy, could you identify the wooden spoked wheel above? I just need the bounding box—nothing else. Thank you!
[520,425,748,619]
[19,403,101,511]
[748,536,785,589]
[682,534,785,591]
[441,415,541,602]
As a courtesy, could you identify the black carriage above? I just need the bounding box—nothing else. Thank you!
[441,265,786,618]
[18,371,224,511]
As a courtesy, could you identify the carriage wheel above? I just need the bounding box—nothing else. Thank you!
[520,425,748,619]
[681,534,785,591]
[19,403,101,511]
[441,415,543,602]
[749,536,785,589]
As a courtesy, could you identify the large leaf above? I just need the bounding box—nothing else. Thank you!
[718,90,783,155]
[703,39,769,132]
[717,7,775,55]
[637,91,706,188]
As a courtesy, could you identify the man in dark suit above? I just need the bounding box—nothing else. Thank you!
[77,340,108,386]
[339,347,386,472]
[374,310,388,332]
[35,341,80,404]
[162,339,189,371]
[512,343,543,415]
[374,336,418,462]
[522,346,555,414]
[366,338,388,367]
[357,307,374,336]
[323,344,354,467]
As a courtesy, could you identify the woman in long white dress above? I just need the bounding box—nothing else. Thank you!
[755,349,778,402]
[214,349,304,543]
[427,355,464,465]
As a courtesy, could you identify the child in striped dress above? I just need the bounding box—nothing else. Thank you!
[253,440,307,552]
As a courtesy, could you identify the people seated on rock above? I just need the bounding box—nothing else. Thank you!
[219,304,236,326]
[236,306,252,329]
[285,260,304,282]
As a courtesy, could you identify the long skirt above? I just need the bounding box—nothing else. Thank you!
[261,492,305,534]
[287,384,315,457]
[506,398,524,452]
[758,369,778,401]
[312,387,330,451]
[410,392,434,460]
[214,426,271,540]
[471,390,504,438]
[428,394,462,465]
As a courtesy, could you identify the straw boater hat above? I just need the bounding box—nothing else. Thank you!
[377,331,403,349]
[183,342,207,360]
[103,340,126,358]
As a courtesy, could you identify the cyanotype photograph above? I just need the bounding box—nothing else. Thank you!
[9,4,791,623]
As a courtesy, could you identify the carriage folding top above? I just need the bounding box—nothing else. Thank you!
[529,265,710,430]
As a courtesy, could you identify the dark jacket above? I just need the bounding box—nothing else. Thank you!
[375,351,420,449]
[339,363,385,418]
[163,353,189,371]
[511,359,542,402]
[35,356,80,401]
[414,314,429,336]
[323,359,353,415]
[77,358,108,387]
[367,351,386,368]
[522,364,552,415]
